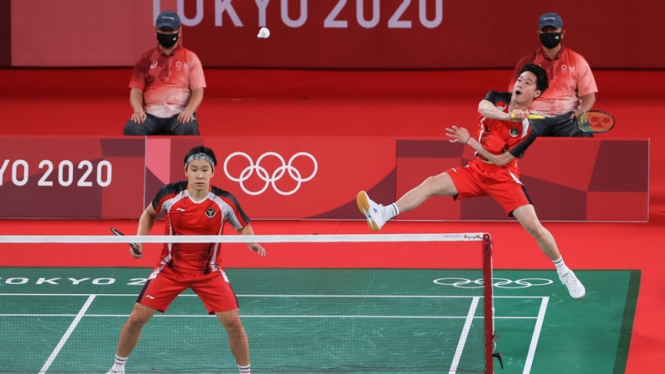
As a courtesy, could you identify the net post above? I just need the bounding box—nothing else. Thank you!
[482,233,494,374]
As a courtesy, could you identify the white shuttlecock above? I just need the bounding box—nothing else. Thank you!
[257,27,270,39]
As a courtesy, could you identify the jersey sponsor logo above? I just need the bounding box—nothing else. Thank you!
[509,128,519,137]
[205,208,216,218]
[150,61,158,69]
[223,152,318,196]
[176,208,186,212]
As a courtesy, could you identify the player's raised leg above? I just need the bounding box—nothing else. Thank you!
[512,204,586,298]
[357,172,458,231]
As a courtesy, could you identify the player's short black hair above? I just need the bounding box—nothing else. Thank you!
[184,146,217,169]
[519,63,549,94]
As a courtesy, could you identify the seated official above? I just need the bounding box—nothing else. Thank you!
[123,10,205,136]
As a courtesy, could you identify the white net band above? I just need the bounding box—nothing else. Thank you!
[0,233,487,244]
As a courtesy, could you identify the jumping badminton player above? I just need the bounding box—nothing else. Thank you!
[357,63,585,299]
[106,146,266,374]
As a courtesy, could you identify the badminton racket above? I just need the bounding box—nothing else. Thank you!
[511,110,615,133]
[510,113,546,120]
[575,110,615,133]
[110,227,141,256]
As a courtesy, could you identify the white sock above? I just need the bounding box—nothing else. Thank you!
[238,364,251,374]
[113,355,127,367]
[553,257,571,276]
[385,203,400,219]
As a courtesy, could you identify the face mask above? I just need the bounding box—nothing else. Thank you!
[539,32,562,49]
[157,31,179,48]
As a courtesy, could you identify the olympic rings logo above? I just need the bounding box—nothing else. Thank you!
[223,152,318,196]
[433,277,553,289]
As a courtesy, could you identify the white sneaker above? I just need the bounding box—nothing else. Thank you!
[106,366,125,374]
[559,271,586,299]
[356,191,388,231]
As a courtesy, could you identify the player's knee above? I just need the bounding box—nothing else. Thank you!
[221,316,243,332]
[125,313,150,329]
[422,174,453,195]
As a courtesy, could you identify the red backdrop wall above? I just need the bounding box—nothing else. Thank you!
[5,0,665,68]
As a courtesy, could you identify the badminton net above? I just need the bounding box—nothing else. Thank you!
[0,233,494,373]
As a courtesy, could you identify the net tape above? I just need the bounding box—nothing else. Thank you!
[0,233,487,244]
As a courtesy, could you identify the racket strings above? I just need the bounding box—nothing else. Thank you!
[578,111,615,132]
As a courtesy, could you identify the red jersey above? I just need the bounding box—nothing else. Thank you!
[475,91,537,173]
[151,181,250,274]
[129,44,206,118]
[509,46,597,116]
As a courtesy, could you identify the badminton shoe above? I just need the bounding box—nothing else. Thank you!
[559,271,586,299]
[106,366,125,374]
[357,191,388,231]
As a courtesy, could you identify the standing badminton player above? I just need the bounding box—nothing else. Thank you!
[357,63,585,299]
[106,146,266,374]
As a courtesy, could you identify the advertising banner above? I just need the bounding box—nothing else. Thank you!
[394,139,649,221]
[0,137,648,221]
[0,137,145,219]
[146,137,397,219]
[8,0,665,68]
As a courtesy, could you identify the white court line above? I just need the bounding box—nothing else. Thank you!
[523,296,549,374]
[0,293,547,299]
[38,294,95,374]
[0,313,538,319]
[448,296,479,374]
[1,313,525,319]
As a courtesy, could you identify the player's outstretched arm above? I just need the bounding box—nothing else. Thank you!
[445,125,515,167]
[478,100,512,121]
[478,99,531,121]
[238,224,267,257]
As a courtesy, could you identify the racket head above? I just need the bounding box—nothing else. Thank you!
[110,227,141,255]
[577,110,615,133]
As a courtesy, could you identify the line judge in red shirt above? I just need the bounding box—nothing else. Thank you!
[357,64,585,300]
[509,12,598,137]
[106,146,265,374]
[123,10,206,136]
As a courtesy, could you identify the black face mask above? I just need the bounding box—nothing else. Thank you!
[539,32,562,49]
[157,31,179,48]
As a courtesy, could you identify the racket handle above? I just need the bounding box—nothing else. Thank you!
[111,228,141,255]
[509,113,545,120]
[129,243,141,256]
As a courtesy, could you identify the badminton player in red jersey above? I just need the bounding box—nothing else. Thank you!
[357,63,585,299]
[107,146,265,374]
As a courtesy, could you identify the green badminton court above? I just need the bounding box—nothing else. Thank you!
[0,268,637,374]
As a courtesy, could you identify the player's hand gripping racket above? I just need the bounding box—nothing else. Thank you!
[110,228,141,257]
[575,110,615,133]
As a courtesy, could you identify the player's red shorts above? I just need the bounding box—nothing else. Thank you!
[446,159,532,216]
[137,265,239,314]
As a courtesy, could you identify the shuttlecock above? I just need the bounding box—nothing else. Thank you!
[257,27,270,39]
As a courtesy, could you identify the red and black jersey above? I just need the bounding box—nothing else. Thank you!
[151,181,250,274]
[475,91,537,171]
